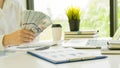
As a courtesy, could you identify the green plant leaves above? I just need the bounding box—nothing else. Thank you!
[66,6,81,21]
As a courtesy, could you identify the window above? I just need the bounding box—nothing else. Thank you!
[34,0,110,40]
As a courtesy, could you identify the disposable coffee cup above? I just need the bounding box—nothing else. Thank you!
[52,24,62,43]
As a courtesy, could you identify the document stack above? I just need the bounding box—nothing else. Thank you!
[101,40,120,55]
[64,30,99,40]
[108,40,120,49]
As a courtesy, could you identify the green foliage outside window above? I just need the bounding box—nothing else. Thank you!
[118,0,120,27]
[80,0,109,37]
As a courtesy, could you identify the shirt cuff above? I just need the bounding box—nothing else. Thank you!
[0,35,5,51]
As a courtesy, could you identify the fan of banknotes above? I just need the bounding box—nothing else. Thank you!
[21,10,52,36]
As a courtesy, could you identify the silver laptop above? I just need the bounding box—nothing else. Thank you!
[63,27,120,49]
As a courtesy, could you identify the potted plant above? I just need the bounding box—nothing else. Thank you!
[66,6,81,31]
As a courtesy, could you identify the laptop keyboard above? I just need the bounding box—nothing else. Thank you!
[86,40,108,46]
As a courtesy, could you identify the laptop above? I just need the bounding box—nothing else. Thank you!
[62,27,120,49]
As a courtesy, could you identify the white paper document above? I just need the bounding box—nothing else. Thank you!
[62,38,108,49]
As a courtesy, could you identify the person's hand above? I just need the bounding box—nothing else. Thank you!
[3,29,35,47]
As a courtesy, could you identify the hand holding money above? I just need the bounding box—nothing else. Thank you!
[3,29,35,47]
[3,10,52,47]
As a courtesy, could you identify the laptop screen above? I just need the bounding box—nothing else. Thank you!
[112,27,120,40]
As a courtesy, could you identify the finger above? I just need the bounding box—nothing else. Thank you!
[19,41,30,45]
[23,38,33,43]
[22,30,35,37]
[22,34,35,40]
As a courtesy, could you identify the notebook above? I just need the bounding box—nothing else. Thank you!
[27,48,107,64]
[62,27,120,49]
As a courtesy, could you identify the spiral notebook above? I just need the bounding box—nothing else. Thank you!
[27,48,107,64]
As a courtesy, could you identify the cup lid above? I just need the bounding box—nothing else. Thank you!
[52,24,62,27]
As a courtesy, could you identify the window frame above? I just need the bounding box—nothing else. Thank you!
[110,0,118,37]
[26,0,34,10]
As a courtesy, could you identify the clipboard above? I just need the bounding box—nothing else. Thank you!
[27,48,107,64]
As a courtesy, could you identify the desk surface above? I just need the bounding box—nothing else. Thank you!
[0,45,120,68]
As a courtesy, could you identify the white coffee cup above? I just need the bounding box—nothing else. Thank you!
[52,24,62,43]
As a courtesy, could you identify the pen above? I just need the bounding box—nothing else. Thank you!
[17,45,42,48]
[69,56,107,61]
[35,46,50,50]
[17,45,50,51]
